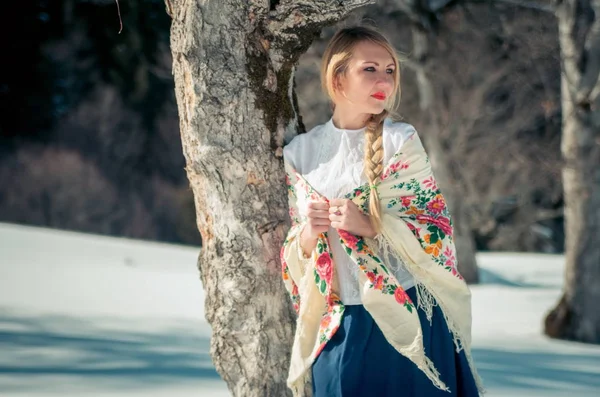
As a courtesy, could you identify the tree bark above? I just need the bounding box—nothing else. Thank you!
[409,25,480,283]
[165,0,373,395]
[545,0,600,344]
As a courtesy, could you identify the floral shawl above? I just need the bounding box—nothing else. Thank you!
[280,130,485,396]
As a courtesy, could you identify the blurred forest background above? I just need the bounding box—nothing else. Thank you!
[0,0,562,252]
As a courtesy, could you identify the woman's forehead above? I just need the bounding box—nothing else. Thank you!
[349,41,394,64]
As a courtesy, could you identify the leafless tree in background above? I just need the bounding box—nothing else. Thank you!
[545,0,600,344]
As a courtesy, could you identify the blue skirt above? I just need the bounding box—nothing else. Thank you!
[311,286,479,396]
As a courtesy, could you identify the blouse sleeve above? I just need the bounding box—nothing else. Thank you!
[387,121,417,156]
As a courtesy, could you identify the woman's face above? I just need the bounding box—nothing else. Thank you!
[333,41,396,114]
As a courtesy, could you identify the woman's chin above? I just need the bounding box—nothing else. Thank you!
[368,106,387,115]
[351,105,386,116]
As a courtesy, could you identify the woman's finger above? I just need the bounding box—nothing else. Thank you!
[307,201,330,211]
[329,198,347,208]
[308,209,331,219]
[310,218,331,226]
[328,213,342,222]
[328,206,343,214]
[330,220,343,229]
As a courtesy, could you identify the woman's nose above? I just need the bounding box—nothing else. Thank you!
[376,77,393,89]
[376,73,393,84]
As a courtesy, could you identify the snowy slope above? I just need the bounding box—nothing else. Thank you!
[1,222,599,396]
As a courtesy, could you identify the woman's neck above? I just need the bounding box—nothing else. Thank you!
[331,108,371,130]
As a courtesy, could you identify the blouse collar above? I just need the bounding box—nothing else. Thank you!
[326,118,367,135]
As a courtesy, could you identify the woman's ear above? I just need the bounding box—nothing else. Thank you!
[332,74,344,96]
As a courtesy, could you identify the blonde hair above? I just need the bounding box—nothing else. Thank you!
[320,26,402,234]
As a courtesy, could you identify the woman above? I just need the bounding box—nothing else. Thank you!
[280,26,485,397]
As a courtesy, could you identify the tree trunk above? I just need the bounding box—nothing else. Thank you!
[545,0,600,344]
[164,0,373,395]
[410,25,480,283]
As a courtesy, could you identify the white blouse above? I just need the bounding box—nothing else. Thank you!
[283,117,416,305]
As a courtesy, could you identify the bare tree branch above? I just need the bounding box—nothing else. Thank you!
[164,0,173,17]
[260,0,375,70]
[494,0,554,12]
[114,0,123,33]
[556,0,583,98]
[409,25,435,110]
[266,0,375,40]
[554,0,600,105]
[464,0,555,12]
[576,0,600,102]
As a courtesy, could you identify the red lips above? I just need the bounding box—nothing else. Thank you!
[371,92,386,100]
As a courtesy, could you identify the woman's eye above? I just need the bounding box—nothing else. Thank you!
[364,66,395,74]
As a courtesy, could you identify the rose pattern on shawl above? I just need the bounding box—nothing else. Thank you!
[320,313,331,330]
[426,195,446,215]
[337,229,377,257]
[315,252,333,286]
[313,238,335,294]
[394,287,406,304]
[280,246,301,314]
[406,222,422,242]
[365,270,385,291]
[381,159,409,179]
[443,246,462,279]
[366,271,376,282]
[356,256,416,313]
[423,176,437,191]
[285,173,294,193]
[291,284,300,312]
[315,293,344,356]
[288,206,298,223]
[388,177,463,278]
[338,229,359,250]
[281,169,325,315]
[281,167,347,362]
[416,214,452,236]
[394,286,409,304]
[401,195,416,208]
[374,274,384,290]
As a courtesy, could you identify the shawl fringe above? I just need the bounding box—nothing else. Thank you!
[374,232,487,395]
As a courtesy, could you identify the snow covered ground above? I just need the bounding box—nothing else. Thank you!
[1,222,599,396]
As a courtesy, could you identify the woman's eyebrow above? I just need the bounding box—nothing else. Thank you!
[362,61,396,67]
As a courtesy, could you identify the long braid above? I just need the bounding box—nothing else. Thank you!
[364,110,388,234]
[319,26,402,234]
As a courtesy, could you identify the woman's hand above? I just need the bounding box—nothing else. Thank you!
[300,201,331,257]
[328,198,377,238]
[304,201,331,239]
